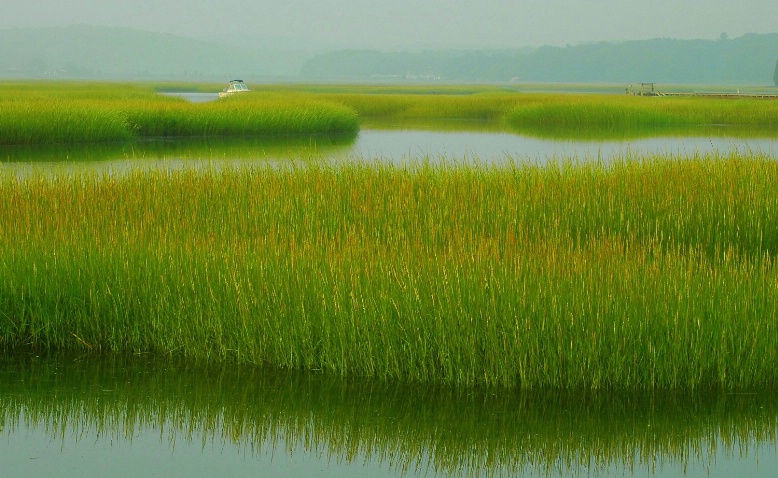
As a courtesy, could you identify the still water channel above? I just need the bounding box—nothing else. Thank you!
[2,121,778,174]
[2,354,777,478]
[2,121,778,477]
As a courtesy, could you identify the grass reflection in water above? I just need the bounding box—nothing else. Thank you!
[0,354,775,477]
[0,132,358,164]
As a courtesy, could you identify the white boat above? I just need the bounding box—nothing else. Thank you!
[218,79,250,98]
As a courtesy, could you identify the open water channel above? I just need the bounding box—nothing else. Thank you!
[2,354,777,478]
[2,118,778,174]
[2,118,778,477]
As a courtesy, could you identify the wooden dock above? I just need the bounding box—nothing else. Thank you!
[657,92,778,99]
[627,83,778,99]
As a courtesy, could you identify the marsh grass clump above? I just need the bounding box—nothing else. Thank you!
[317,92,519,120]
[306,88,778,130]
[0,82,359,145]
[506,94,778,130]
[3,82,778,146]
[1,152,778,390]
[0,99,134,144]
[126,93,360,137]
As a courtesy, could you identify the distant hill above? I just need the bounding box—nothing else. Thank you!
[300,34,778,85]
[0,25,305,80]
[2,26,777,85]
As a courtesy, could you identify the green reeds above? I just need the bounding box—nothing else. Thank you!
[309,89,778,129]
[0,82,359,145]
[2,152,777,390]
[0,99,135,144]
[2,82,777,146]
[317,92,518,120]
[506,94,778,130]
[126,93,360,137]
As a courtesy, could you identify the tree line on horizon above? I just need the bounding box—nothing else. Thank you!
[301,34,778,85]
[1,26,777,85]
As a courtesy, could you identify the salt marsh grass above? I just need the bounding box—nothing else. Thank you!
[2,81,777,145]
[506,93,778,129]
[294,85,778,129]
[2,151,777,390]
[0,82,359,145]
[315,92,518,120]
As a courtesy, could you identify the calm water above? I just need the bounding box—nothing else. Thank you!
[350,127,778,164]
[2,123,778,176]
[1,354,776,478]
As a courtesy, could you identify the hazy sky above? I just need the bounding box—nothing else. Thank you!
[2,0,777,50]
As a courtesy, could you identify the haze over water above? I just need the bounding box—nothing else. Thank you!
[3,1,777,52]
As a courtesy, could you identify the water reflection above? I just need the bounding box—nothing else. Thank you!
[352,121,778,165]
[159,92,221,103]
[2,123,777,176]
[0,133,357,164]
[1,354,776,477]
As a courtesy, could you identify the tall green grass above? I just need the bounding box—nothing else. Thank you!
[0,100,135,144]
[2,82,777,145]
[505,94,778,130]
[0,82,359,145]
[2,151,777,390]
[308,89,778,129]
[315,92,518,120]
